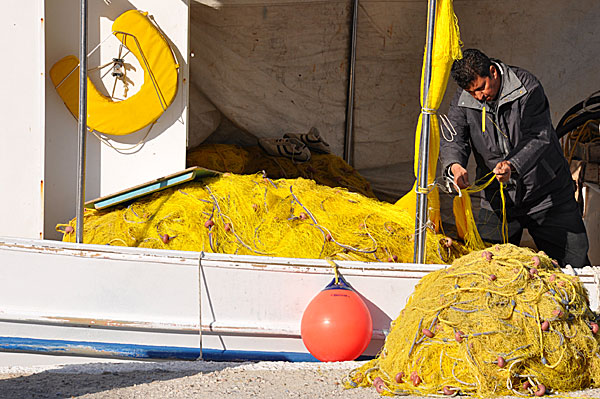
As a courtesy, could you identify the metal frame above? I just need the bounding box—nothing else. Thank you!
[413,0,437,263]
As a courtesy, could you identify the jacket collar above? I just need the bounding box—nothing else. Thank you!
[457,61,528,110]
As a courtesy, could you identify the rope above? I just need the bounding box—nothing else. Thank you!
[440,114,458,143]
[90,121,156,154]
[452,173,508,250]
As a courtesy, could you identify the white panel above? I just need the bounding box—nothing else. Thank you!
[0,1,45,239]
[583,183,600,265]
[99,0,190,196]
[44,0,189,240]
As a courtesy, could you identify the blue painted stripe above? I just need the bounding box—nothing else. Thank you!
[0,336,328,362]
[93,172,194,209]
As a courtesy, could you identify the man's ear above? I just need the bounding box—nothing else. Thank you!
[490,65,498,79]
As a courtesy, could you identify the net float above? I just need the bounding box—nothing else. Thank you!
[529,268,538,277]
[300,274,372,362]
[497,356,506,368]
[353,373,363,384]
[373,377,385,393]
[394,372,404,384]
[410,373,421,386]
[482,251,493,261]
[541,320,550,331]
[535,384,546,396]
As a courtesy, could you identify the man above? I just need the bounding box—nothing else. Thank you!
[440,48,589,267]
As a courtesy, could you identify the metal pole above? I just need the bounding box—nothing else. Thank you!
[75,0,88,244]
[343,0,359,166]
[413,0,437,263]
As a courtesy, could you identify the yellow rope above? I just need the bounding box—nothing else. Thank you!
[453,173,508,250]
[562,118,600,165]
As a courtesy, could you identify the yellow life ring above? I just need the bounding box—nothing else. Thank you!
[49,10,179,136]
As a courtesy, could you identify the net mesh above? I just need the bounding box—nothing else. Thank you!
[344,244,600,396]
[186,144,377,199]
[60,171,467,264]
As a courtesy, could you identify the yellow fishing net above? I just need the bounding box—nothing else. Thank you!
[186,143,376,198]
[345,244,600,396]
[59,172,467,263]
[395,0,462,232]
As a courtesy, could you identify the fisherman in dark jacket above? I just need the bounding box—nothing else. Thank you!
[440,48,589,267]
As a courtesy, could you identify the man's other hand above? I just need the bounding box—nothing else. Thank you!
[493,160,512,183]
[450,163,469,189]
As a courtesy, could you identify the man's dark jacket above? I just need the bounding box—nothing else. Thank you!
[440,61,574,217]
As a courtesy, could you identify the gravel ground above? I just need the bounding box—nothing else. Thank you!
[0,360,599,399]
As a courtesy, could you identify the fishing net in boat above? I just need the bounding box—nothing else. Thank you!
[59,172,467,263]
[344,244,600,396]
[186,143,376,198]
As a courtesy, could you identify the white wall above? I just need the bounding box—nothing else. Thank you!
[44,0,190,240]
[447,0,600,123]
[189,0,600,201]
[0,1,45,239]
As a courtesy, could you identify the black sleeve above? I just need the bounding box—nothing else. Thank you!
[506,82,554,175]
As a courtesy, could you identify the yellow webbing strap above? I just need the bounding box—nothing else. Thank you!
[49,10,178,136]
[453,173,508,250]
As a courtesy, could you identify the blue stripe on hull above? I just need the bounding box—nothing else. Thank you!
[0,336,327,362]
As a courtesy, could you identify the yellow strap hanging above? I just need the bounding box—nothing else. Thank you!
[482,106,486,133]
[499,182,508,243]
[453,173,509,250]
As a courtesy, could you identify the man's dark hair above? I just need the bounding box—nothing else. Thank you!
[451,49,492,89]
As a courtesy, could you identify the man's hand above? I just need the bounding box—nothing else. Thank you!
[493,160,512,183]
[450,163,469,189]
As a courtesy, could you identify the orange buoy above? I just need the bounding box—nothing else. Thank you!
[300,275,373,362]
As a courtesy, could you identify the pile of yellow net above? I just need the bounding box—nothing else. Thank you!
[60,172,467,264]
[186,143,376,198]
[345,244,600,396]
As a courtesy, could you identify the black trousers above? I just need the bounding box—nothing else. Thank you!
[477,197,590,268]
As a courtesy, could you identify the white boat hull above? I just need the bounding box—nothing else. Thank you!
[0,237,598,366]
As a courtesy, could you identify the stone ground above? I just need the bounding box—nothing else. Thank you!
[0,360,598,399]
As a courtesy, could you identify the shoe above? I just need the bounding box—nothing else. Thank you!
[258,137,311,162]
[284,127,331,154]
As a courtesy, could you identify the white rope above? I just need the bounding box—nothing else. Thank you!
[440,114,458,142]
[90,122,155,154]
[583,90,600,113]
